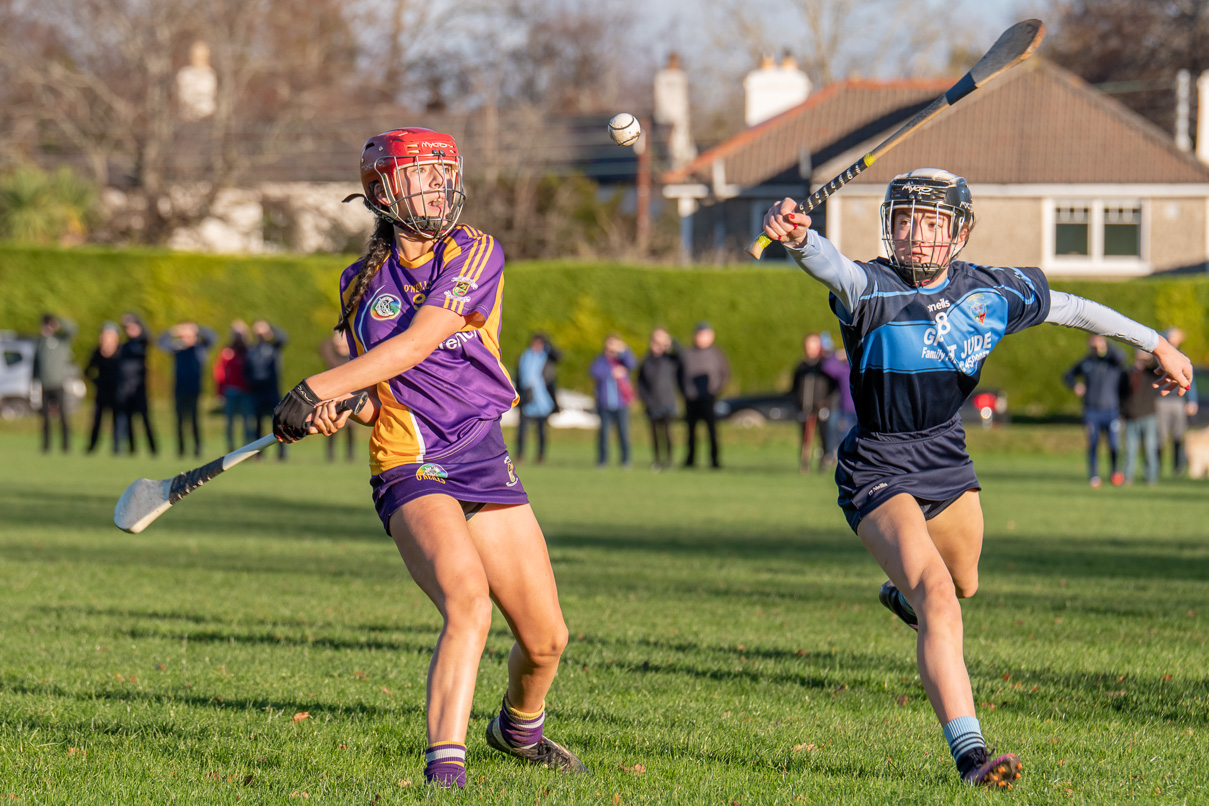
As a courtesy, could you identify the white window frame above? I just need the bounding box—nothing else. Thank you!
[1042,197,1148,275]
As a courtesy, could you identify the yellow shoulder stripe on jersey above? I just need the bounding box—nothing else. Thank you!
[442,233,491,315]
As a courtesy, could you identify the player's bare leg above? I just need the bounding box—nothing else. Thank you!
[469,503,586,772]
[860,492,1020,787]
[925,490,984,599]
[468,504,566,709]
[858,494,975,723]
[389,496,492,785]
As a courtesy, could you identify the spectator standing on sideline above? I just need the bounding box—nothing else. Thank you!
[1064,334,1126,487]
[1155,327,1199,475]
[319,331,358,462]
[514,333,559,464]
[637,327,681,471]
[116,313,157,455]
[822,346,855,466]
[213,321,253,452]
[791,332,838,473]
[1120,348,1162,486]
[85,322,121,454]
[32,313,78,453]
[246,319,288,460]
[680,322,730,469]
[589,333,636,467]
[159,321,216,457]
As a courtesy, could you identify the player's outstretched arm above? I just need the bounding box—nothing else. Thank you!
[1045,291,1193,395]
[761,197,867,312]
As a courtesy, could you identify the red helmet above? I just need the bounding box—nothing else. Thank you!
[357,128,465,238]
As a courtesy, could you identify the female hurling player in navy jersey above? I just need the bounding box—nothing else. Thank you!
[762,169,1193,788]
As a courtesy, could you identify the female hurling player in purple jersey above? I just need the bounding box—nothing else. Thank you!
[272,128,586,788]
[762,170,1193,788]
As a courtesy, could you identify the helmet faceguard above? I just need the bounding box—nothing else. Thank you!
[348,128,466,239]
[880,168,974,287]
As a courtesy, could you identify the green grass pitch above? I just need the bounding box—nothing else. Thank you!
[0,422,1205,804]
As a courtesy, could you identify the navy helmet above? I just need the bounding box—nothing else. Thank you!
[880,168,974,286]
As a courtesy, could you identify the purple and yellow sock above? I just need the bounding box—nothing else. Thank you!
[424,741,466,788]
[495,696,545,750]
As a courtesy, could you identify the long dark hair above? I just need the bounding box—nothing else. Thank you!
[336,218,394,333]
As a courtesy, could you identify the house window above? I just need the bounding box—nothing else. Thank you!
[1054,205,1089,256]
[1050,200,1145,267]
[1103,205,1141,257]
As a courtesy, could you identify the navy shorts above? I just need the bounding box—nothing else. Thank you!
[835,414,980,534]
[370,420,529,535]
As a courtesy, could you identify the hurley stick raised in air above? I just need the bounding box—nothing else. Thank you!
[746,18,1045,259]
[113,391,369,534]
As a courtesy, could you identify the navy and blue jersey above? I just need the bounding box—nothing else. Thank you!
[830,258,1050,434]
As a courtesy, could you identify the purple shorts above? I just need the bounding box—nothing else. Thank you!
[370,420,528,535]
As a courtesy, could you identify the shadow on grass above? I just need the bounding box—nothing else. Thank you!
[0,484,379,541]
[0,678,427,733]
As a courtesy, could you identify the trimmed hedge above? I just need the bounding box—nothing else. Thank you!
[2,245,1205,415]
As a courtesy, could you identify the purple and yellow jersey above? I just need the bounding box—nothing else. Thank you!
[340,225,517,474]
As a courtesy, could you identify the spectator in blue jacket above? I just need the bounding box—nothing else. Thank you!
[589,333,636,467]
[515,333,560,464]
[1064,335,1126,487]
[159,321,216,457]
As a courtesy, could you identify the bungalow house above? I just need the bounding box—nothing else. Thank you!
[661,58,1209,276]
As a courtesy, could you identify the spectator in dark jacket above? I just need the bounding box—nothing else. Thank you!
[680,322,730,470]
[116,313,157,455]
[85,322,121,454]
[1064,335,1125,487]
[791,332,838,473]
[33,313,78,453]
[589,333,637,467]
[637,327,681,471]
[159,321,216,457]
[246,319,288,460]
[1120,348,1163,486]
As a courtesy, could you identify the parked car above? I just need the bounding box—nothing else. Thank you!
[714,387,1009,430]
[0,331,86,420]
[500,388,601,430]
[960,388,1009,429]
[714,392,796,428]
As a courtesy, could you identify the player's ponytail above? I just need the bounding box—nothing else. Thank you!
[336,219,393,333]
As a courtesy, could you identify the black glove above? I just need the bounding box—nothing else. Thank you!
[273,379,322,442]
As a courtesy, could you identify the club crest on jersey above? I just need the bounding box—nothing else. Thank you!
[504,456,519,487]
[415,463,448,483]
[969,295,988,324]
[370,293,402,321]
[446,275,479,300]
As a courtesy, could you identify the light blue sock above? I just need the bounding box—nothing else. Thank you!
[943,715,985,767]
